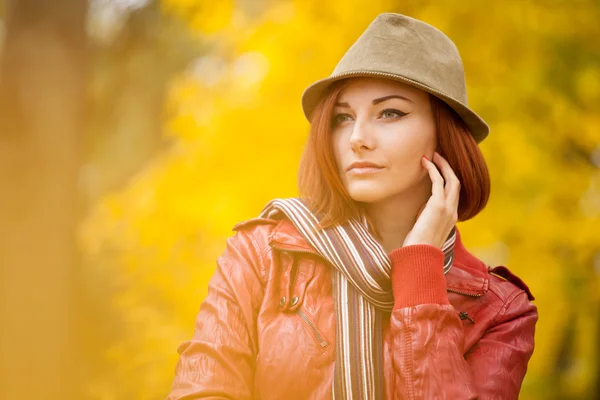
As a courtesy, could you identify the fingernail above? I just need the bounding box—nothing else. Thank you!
[422,155,429,161]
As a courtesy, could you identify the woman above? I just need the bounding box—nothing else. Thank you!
[168,13,537,400]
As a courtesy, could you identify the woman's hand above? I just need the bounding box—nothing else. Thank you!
[403,151,460,249]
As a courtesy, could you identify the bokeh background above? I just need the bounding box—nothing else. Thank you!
[0,0,599,399]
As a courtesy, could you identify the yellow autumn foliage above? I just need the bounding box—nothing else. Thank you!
[81,1,600,398]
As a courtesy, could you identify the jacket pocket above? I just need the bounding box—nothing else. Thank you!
[296,306,330,351]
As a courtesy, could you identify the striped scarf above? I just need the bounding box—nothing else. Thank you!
[259,197,456,399]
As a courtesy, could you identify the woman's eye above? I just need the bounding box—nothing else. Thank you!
[332,113,352,125]
[380,109,407,119]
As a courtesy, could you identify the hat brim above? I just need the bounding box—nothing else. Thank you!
[301,71,489,144]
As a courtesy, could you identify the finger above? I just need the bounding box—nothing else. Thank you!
[422,155,445,200]
[432,152,457,198]
[432,152,460,208]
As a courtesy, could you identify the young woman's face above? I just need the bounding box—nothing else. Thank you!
[331,77,437,203]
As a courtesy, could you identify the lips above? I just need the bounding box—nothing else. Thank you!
[347,161,384,172]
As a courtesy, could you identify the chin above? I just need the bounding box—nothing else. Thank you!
[346,183,396,204]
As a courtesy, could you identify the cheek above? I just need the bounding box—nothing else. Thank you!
[331,133,346,171]
[388,152,422,182]
[395,121,436,156]
[385,136,432,163]
[384,128,436,175]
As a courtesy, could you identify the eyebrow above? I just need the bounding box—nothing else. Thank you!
[335,94,414,108]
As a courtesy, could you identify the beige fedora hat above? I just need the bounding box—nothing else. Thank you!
[301,13,490,143]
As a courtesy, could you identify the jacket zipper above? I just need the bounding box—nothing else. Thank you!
[446,288,482,297]
[297,308,329,349]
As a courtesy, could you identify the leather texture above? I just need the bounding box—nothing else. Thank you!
[168,217,538,399]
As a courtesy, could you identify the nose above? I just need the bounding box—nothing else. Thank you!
[348,118,375,152]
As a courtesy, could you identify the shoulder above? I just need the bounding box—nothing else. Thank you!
[451,232,536,324]
[487,265,535,301]
[484,265,537,326]
[222,217,283,282]
[452,229,535,305]
[229,216,280,256]
[233,217,280,240]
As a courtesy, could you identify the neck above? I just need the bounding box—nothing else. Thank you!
[363,178,431,253]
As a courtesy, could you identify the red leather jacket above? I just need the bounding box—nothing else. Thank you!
[168,217,538,399]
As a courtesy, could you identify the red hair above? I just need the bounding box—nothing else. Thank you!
[298,79,490,228]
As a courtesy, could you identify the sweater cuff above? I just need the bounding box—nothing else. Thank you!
[389,244,450,309]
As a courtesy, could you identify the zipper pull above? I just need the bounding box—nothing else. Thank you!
[458,311,475,324]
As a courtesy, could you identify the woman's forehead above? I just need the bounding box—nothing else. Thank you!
[337,77,427,102]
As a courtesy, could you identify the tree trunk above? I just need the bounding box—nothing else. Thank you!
[0,0,86,398]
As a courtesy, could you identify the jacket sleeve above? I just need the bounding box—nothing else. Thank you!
[167,229,265,400]
[388,244,537,400]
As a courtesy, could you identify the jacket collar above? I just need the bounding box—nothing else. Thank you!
[268,219,489,296]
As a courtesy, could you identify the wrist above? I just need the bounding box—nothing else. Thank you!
[389,244,449,308]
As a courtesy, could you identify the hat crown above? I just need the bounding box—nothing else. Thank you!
[300,12,490,143]
[332,13,468,105]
